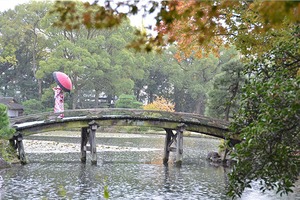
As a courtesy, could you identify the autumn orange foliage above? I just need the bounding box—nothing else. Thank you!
[143,97,175,112]
[155,0,300,60]
[156,0,237,60]
[52,1,300,60]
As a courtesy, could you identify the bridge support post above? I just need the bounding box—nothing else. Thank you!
[175,123,186,166]
[10,132,26,164]
[80,127,88,163]
[88,120,99,165]
[163,128,174,165]
[80,121,99,165]
[163,123,186,166]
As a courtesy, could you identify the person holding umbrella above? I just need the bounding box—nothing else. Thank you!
[52,71,72,118]
[53,85,65,118]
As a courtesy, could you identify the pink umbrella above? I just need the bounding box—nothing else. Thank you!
[53,71,72,92]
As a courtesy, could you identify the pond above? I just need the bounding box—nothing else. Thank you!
[0,131,299,200]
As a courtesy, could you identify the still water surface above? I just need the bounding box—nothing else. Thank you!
[0,132,299,200]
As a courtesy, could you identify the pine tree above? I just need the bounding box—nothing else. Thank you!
[0,104,15,139]
[115,94,143,109]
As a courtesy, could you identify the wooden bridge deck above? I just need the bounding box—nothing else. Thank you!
[11,108,234,139]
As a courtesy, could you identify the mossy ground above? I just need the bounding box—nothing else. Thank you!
[0,139,19,165]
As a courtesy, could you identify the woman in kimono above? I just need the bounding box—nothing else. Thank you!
[53,85,64,118]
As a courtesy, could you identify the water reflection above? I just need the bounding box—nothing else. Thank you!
[0,133,298,199]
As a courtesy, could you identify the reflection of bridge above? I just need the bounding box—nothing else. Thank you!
[9,109,240,165]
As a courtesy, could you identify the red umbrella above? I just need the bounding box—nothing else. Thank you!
[53,71,72,92]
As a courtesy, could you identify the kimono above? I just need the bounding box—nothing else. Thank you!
[53,86,64,118]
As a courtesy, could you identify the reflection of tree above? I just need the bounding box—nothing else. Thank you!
[163,166,171,192]
[0,175,5,200]
[162,165,182,194]
[77,164,94,198]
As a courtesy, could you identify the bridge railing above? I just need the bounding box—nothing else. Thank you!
[10,108,230,129]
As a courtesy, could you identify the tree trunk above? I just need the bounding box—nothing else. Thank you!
[32,24,41,99]
[38,79,42,100]
[94,90,99,108]
[195,95,206,115]
[149,91,154,103]
[107,94,113,107]
[225,82,239,121]
[195,99,202,114]
[135,88,140,101]
[72,74,79,109]
[174,87,184,112]
[72,89,78,109]
[224,103,231,121]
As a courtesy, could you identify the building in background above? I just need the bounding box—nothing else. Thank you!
[0,97,24,118]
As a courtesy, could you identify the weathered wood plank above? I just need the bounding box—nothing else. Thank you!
[11,115,236,141]
[88,120,99,165]
[80,127,88,163]
[175,124,186,166]
[10,132,27,164]
[163,128,173,165]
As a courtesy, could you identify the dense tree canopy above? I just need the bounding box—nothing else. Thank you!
[0,1,233,115]
[206,46,244,121]
[228,26,300,197]
[0,1,51,100]
[51,1,299,57]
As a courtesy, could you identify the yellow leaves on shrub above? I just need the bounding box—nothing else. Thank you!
[143,97,175,112]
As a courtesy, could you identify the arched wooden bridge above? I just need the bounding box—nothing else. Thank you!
[9,108,240,165]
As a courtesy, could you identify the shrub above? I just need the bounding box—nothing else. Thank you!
[143,96,175,112]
